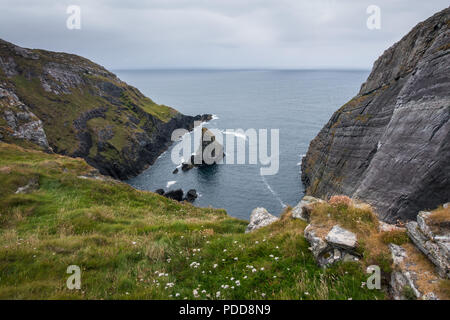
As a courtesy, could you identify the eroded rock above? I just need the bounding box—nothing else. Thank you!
[304,224,360,267]
[406,215,449,278]
[245,207,278,233]
[291,196,324,221]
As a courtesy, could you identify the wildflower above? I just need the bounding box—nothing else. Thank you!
[213,264,218,268]
[260,267,264,271]
[193,289,199,298]
[243,276,248,279]
[216,291,221,298]
[234,257,238,261]
[235,280,241,286]
[261,293,266,297]
[252,268,257,273]
[304,292,310,296]
[223,249,227,252]
[175,293,180,297]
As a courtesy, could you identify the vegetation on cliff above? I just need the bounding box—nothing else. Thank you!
[0,39,209,179]
[0,142,384,299]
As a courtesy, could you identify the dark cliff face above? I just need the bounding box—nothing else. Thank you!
[0,39,211,179]
[302,8,450,223]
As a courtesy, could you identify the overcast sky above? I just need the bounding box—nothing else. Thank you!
[0,0,448,70]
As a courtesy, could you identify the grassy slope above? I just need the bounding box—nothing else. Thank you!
[0,143,385,300]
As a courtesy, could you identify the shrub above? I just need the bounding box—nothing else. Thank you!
[329,195,352,207]
[380,230,410,245]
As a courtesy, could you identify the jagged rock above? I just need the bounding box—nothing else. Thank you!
[406,216,449,278]
[155,189,165,195]
[1,85,51,151]
[304,224,328,260]
[325,225,358,250]
[388,243,440,300]
[291,196,324,221]
[181,127,224,171]
[184,189,198,203]
[301,8,450,222]
[172,168,179,174]
[245,207,278,233]
[304,224,360,267]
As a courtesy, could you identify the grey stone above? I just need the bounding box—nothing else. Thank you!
[325,225,357,250]
[406,221,449,278]
[292,196,324,221]
[301,8,450,222]
[246,207,278,233]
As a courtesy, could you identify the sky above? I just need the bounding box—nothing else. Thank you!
[0,0,448,70]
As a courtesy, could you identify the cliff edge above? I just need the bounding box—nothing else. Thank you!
[0,39,210,179]
[302,8,450,222]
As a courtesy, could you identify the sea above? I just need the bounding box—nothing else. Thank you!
[117,69,369,220]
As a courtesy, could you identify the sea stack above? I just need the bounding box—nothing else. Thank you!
[181,127,224,171]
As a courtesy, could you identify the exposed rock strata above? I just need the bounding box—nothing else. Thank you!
[301,8,450,222]
[406,211,449,278]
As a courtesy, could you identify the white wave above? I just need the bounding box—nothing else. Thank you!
[297,154,306,166]
[211,114,220,120]
[222,130,247,140]
[166,181,177,188]
[261,175,286,209]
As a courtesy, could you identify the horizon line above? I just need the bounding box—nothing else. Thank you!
[112,67,371,72]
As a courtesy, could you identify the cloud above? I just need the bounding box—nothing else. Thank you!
[0,0,448,69]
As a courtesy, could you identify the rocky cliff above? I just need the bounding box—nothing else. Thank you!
[302,8,450,222]
[0,39,210,179]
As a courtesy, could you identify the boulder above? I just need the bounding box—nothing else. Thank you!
[245,207,278,233]
[291,196,324,221]
[184,189,198,203]
[325,225,358,250]
[304,224,360,267]
[164,189,184,202]
[155,189,165,195]
[172,168,179,174]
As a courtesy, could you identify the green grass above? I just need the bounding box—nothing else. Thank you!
[0,143,386,300]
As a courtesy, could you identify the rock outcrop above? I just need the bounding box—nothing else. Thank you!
[154,188,198,203]
[0,38,211,179]
[301,8,450,222]
[291,196,325,221]
[180,127,224,172]
[245,207,278,233]
[389,243,441,300]
[304,224,360,267]
[406,210,449,278]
